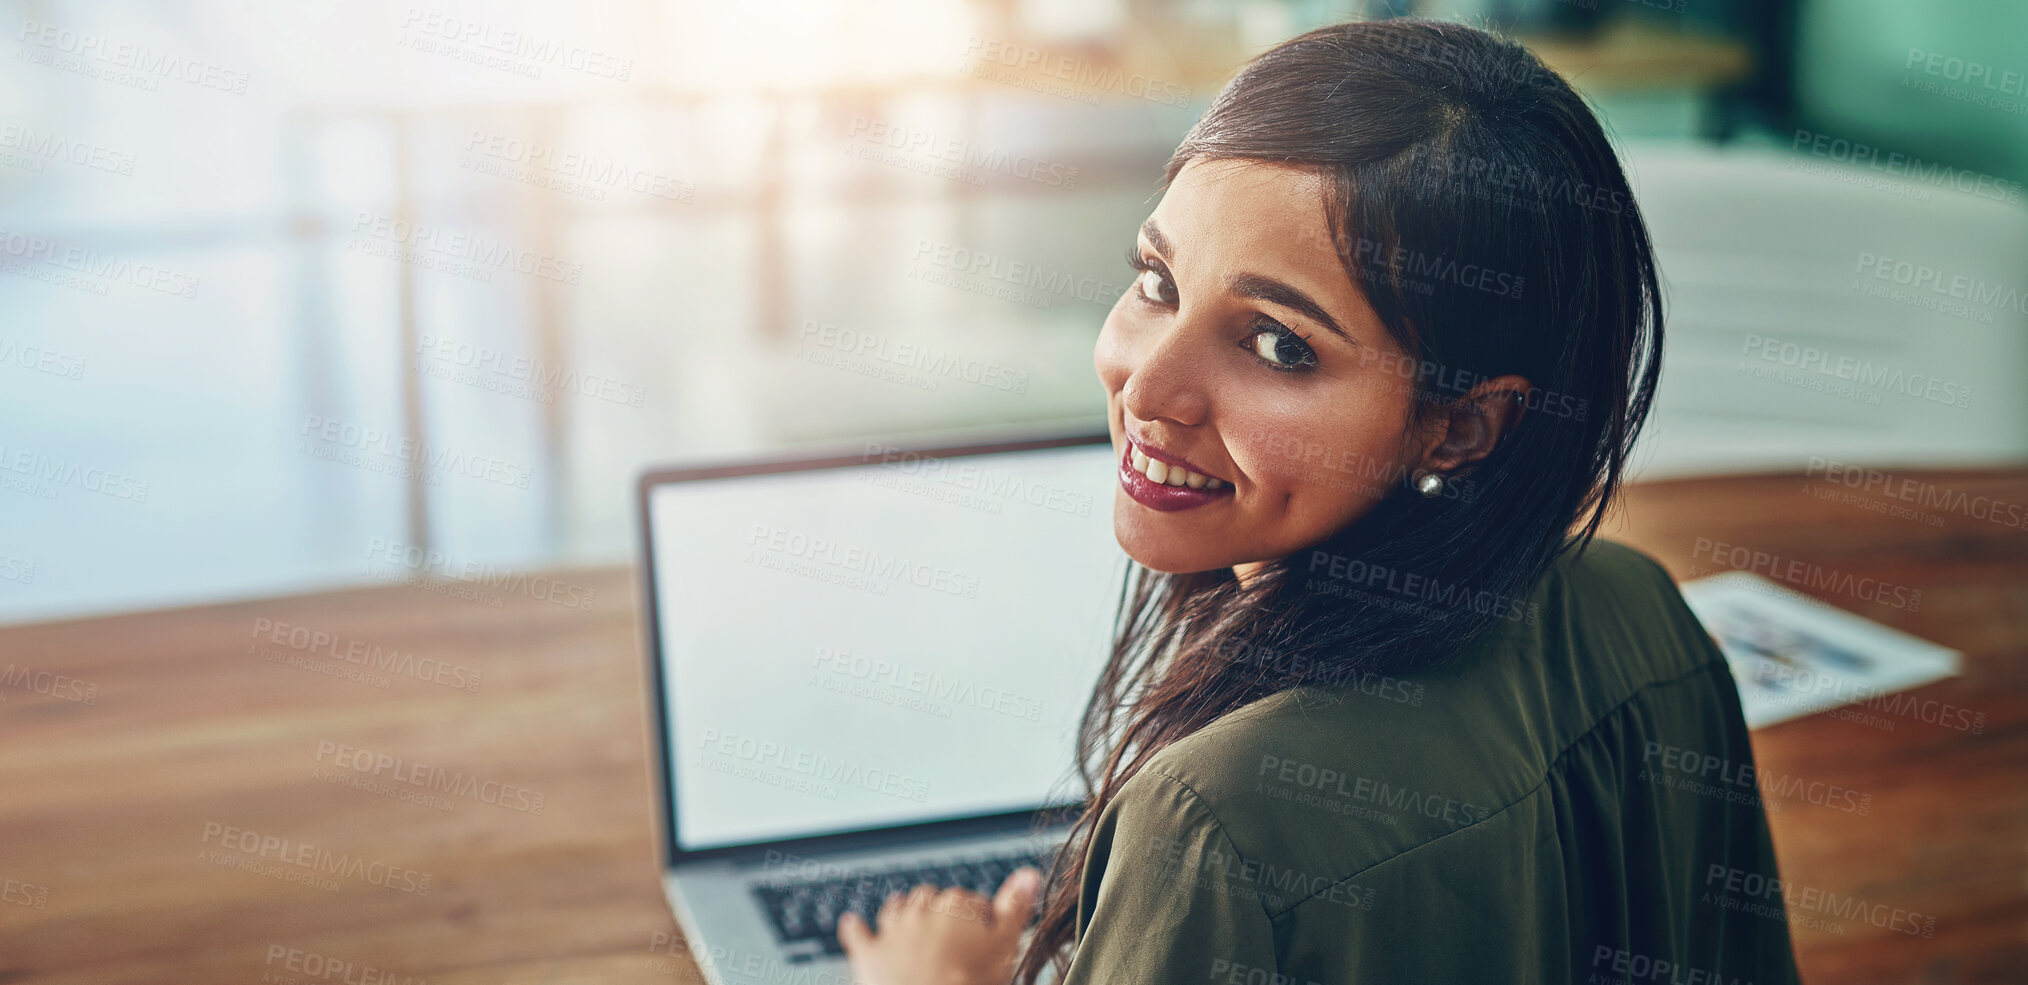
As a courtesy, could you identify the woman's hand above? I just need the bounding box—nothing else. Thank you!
[837,866,1042,985]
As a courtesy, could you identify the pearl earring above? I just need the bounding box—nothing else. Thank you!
[1413,469,1445,498]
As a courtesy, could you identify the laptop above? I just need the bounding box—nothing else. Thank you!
[635,428,1123,985]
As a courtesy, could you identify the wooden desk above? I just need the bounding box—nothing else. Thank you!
[2,470,2024,983]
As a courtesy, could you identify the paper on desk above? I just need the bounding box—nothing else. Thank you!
[1678,571,1961,730]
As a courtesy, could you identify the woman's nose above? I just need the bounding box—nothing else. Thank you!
[1110,316,1214,429]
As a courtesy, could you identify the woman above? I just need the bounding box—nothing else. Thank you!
[840,18,1802,985]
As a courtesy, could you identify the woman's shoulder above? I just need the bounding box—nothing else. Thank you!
[1126,537,1734,908]
[1549,535,1683,598]
[1531,536,1729,696]
[1128,680,1515,912]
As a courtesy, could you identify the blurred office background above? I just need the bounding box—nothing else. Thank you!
[3,0,2024,622]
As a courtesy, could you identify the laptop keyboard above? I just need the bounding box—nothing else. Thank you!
[752,847,1056,962]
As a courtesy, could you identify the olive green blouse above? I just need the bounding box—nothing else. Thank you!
[1058,538,1802,985]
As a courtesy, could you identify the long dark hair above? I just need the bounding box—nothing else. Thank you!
[1015,18,1663,984]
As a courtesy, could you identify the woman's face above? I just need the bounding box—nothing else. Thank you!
[1096,157,1431,575]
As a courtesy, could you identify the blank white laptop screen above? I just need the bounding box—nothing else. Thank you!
[648,440,1124,852]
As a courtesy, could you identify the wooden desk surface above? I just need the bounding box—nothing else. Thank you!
[2,469,2024,984]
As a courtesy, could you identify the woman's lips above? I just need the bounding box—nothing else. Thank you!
[1118,440,1235,512]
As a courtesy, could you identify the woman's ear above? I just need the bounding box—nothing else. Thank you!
[1419,374,1532,472]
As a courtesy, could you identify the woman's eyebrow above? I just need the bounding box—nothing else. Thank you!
[1140,219,1173,258]
[1230,273,1353,345]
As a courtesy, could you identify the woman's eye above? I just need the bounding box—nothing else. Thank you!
[1134,265,1177,306]
[1250,324,1317,370]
